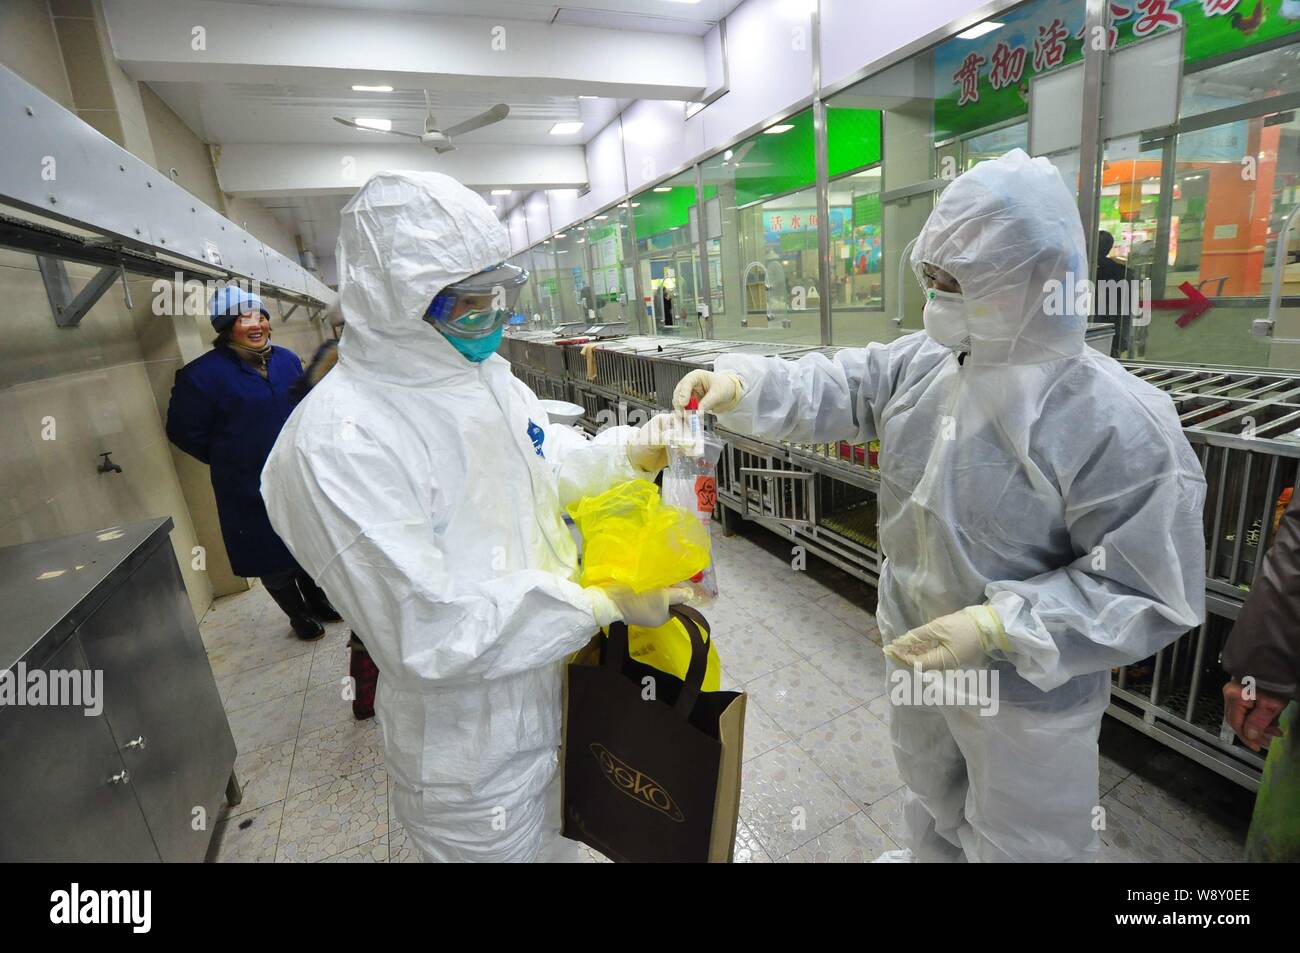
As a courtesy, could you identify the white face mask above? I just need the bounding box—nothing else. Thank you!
[923,288,972,353]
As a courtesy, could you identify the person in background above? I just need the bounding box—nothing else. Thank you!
[1222,488,1300,862]
[287,337,378,721]
[261,171,687,862]
[674,150,1206,862]
[1093,230,1132,346]
[166,287,341,641]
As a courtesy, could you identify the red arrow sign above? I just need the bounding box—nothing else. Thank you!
[1151,281,1213,327]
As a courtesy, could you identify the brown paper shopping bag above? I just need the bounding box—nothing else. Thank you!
[561,606,746,862]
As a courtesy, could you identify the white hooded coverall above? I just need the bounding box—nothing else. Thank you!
[262,171,647,862]
[711,150,1206,862]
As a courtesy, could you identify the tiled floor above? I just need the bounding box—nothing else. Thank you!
[203,516,1256,863]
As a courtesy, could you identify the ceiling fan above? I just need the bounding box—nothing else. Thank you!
[333,91,509,153]
[724,140,769,170]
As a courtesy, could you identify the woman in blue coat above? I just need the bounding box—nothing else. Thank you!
[166,286,340,640]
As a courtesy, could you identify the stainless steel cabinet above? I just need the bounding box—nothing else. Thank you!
[0,637,159,862]
[0,518,238,862]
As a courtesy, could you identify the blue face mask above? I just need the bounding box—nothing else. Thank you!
[444,325,504,363]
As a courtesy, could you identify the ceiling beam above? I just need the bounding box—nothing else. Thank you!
[213,143,589,197]
[102,0,711,101]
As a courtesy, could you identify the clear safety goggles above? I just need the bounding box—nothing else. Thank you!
[425,262,529,339]
[913,260,962,296]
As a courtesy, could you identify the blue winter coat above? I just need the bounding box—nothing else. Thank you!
[166,344,304,577]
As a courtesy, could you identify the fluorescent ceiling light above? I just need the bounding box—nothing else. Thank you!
[631,202,640,208]
[595,215,609,220]
[958,22,1003,39]
[554,233,567,238]
[352,117,391,132]
[764,124,794,135]
[491,189,512,195]
[653,186,672,192]
[351,84,393,92]
[550,121,584,135]
[723,149,733,161]
[579,95,599,100]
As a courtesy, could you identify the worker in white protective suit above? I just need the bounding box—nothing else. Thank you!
[675,149,1206,862]
[262,171,688,862]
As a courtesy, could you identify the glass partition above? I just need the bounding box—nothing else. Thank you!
[551,228,586,330]
[908,0,1300,368]
[826,56,948,343]
[579,205,637,331]
[1106,17,1300,367]
[701,107,881,344]
[529,240,566,329]
[827,166,886,343]
[518,0,1300,366]
[510,249,542,329]
[632,170,704,338]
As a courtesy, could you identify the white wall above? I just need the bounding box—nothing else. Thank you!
[820,0,1020,93]
[521,0,998,244]
[692,0,814,151]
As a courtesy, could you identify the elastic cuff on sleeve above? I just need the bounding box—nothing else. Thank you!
[585,588,622,629]
[966,604,1009,653]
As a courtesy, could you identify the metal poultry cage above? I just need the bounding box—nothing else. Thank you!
[1124,362,1300,599]
[713,427,884,584]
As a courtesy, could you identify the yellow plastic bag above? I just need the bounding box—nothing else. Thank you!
[628,617,722,692]
[568,479,710,593]
[568,618,724,692]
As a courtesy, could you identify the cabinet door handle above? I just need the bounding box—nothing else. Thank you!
[109,769,131,785]
[122,735,147,750]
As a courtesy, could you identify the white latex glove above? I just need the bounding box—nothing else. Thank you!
[599,584,693,628]
[626,412,688,473]
[883,606,1008,671]
[672,369,743,415]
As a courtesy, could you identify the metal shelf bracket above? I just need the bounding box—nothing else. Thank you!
[35,256,119,328]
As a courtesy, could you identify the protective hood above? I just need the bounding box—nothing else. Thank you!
[334,170,512,382]
[911,149,1087,366]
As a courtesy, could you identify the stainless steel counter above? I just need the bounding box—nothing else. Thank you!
[0,518,173,672]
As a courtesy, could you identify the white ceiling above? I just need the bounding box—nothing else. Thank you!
[124,0,743,267]
[148,82,631,147]
[260,188,523,257]
[217,0,741,34]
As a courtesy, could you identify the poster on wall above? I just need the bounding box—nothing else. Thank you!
[935,0,1300,140]
[761,207,852,246]
[851,192,883,276]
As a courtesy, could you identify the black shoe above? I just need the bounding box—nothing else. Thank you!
[298,576,342,622]
[289,615,326,642]
[265,581,327,641]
